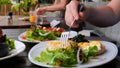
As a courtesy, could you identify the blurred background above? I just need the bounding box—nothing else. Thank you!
[0,0,111,16]
[1,0,120,47]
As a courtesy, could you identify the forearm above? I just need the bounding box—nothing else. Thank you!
[44,0,67,12]
[83,0,120,27]
[44,4,66,12]
[84,6,119,27]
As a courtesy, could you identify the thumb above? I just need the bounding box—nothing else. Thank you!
[79,12,84,20]
[75,14,80,20]
[80,12,84,18]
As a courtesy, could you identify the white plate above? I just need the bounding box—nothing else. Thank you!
[0,40,26,61]
[18,31,41,43]
[18,31,60,43]
[28,41,118,68]
[18,31,77,43]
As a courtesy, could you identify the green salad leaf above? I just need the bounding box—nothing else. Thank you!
[6,37,15,50]
[34,47,78,66]
[82,46,98,63]
[34,43,98,67]
[26,27,57,41]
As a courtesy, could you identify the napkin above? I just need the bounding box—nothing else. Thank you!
[50,20,60,27]
[78,30,101,37]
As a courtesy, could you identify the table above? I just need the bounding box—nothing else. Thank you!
[0,37,119,68]
[0,16,50,29]
[0,16,83,32]
[0,16,51,39]
[0,16,31,29]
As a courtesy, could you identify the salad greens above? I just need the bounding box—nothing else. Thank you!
[34,46,78,66]
[82,46,98,63]
[26,26,57,41]
[6,37,15,50]
[0,35,15,50]
[71,34,89,42]
[34,34,99,67]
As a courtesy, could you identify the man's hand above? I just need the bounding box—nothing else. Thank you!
[65,0,80,28]
[65,0,84,28]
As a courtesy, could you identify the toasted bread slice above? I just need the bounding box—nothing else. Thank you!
[96,44,105,55]
[78,41,106,55]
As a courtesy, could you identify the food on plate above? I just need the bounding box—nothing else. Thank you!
[90,41,105,55]
[78,40,106,55]
[34,34,106,67]
[0,28,15,57]
[22,26,64,42]
[34,40,78,66]
[46,41,63,51]
[46,40,76,51]
[70,34,89,42]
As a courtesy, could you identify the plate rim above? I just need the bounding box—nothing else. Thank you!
[0,40,26,61]
[28,40,118,68]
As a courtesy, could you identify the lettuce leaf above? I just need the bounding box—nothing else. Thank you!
[34,43,98,66]
[34,47,78,66]
[82,46,98,63]
[6,37,15,50]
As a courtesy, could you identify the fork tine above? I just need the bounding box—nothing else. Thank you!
[60,32,69,48]
[65,33,69,46]
[60,34,63,47]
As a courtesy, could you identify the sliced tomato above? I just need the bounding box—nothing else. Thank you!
[48,27,54,31]
[21,35,26,40]
[58,28,64,32]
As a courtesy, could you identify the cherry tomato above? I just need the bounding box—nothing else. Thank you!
[58,28,64,32]
[21,35,26,40]
[48,27,54,31]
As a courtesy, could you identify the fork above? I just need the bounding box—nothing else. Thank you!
[60,19,76,47]
[60,4,84,47]
[60,13,76,47]
[60,32,69,48]
[68,18,76,34]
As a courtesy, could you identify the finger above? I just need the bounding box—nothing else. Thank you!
[79,12,84,20]
[65,5,74,26]
[70,2,79,20]
[65,4,80,28]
